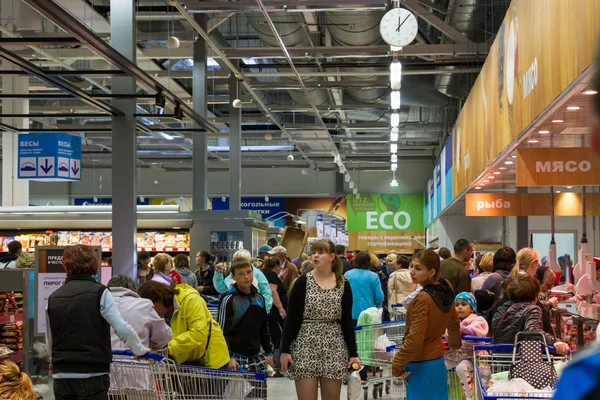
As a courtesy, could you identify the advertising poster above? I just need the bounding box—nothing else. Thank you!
[37,273,66,334]
[346,194,425,254]
[452,0,600,198]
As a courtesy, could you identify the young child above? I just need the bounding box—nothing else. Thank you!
[217,259,274,373]
[448,292,489,400]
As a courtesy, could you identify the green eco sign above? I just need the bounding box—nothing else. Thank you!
[346,194,424,232]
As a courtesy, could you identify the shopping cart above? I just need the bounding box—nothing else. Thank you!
[473,343,570,400]
[444,336,493,400]
[390,304,407,321]
[109,350,267,399]
[354,321,405,399]
[353,335,490,400]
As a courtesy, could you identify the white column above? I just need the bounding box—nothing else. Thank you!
[1,0,29,206]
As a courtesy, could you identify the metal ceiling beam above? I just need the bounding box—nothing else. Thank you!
[22,0,219,133]
[25,43,488,61]
[139,42,489,59]
[0,70,126,77]
[150,67,480,79]
[0,47,123,115]
[0,37,82,45]
[402,0,470,44]
[251,80,389,89]
[184,0,387,12]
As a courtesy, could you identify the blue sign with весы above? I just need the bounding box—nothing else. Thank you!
[18,133,82,181]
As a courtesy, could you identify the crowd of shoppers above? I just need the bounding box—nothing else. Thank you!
[40,237,580,400]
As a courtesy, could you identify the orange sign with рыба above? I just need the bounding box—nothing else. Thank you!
[466,192,600,217]
[516,148,600,187]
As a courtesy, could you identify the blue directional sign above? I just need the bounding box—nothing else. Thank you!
[18,133,82,180]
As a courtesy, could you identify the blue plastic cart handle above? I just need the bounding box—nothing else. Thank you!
[461,336,492,342]
[354,320,405,331]
[472,344,558,353]
[112,349,164,362]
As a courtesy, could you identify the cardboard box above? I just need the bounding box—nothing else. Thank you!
[280,227,309,260]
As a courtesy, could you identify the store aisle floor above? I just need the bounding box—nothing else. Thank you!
[268,378,348,399]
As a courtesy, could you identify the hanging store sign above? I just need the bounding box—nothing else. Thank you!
[346,194,425,254]
[466,192,600,217]
[426,136,452,225]
[18,133,82,181]
[516,148,600,187]
[452,0,600,198]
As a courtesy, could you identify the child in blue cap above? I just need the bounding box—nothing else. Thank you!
[446,292,489,400]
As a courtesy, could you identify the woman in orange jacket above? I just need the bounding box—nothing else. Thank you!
[392,249,462,399]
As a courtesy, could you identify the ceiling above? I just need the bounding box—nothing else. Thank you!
[0,0,512,174]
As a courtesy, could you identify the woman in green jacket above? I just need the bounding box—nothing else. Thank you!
[139,281,231,369]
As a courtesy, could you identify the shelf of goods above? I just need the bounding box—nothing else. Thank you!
[0,293,24,365]
[1,230,191,253]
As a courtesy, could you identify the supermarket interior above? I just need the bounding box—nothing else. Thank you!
[0,0,600,399]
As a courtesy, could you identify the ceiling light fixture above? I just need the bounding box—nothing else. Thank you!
[552,119,564,123]
[391,162,397,171]
[390,170,399,187]
[567,106,581,110]
[349,181,354,189]
[390,127,399,142]
[499,167,507,170]
[391,154,398,163]
[154,90,166,110]
[487,176,495,179]
[390,112,400,127]
[345,174,350,182]
[583,89,598,95]
[391,90,401,110]
[504,161,513,165]
[483,180,489,183]
[556,190,561,193]
[567,186,573,189]
[475,186,482,190]
[390,59,402,91]
[480,183,486,186]
[528,139,539,143]
[493,171,501,174]
[539,130,550,134]
[390,143,398,153]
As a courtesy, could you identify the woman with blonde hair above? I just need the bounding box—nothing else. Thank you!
[151,253,174,285]
[389,255,417,308]
[471,252,494,291]
[511,248,540,277]
[281,239,360,400]
[0,360,40,400]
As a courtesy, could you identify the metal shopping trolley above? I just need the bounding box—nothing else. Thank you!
[109,350,267,400]
[472,343,570,400]
[354,320,406,399]
[444,336,493,400]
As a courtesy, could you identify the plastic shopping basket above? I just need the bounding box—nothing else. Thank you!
[109,350,267,399]
[473,343,570,400]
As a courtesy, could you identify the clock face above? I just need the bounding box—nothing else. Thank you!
[380,8,418,47]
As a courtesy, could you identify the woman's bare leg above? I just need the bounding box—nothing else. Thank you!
[295,378,319,400]
[319,377,343,400]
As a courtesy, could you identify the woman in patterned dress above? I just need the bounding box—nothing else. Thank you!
[280,239,361,400]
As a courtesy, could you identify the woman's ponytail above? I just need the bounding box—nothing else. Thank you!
[0,360,37,400]
[332,254,344,287]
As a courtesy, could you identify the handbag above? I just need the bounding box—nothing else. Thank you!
[196,320,213,367]
[508,332,558,389]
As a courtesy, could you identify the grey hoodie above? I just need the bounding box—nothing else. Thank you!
[176,267,198,288]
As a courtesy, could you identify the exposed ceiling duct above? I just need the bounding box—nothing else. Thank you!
[433,0,509,98]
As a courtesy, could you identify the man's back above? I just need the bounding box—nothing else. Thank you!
[440,257,471,295]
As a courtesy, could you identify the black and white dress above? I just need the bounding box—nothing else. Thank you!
[283,272,356,381]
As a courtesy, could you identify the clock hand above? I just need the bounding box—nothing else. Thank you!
[396,15,411,32]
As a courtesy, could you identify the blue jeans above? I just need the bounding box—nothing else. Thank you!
[405,357,448,400]
[53,375,110,400]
